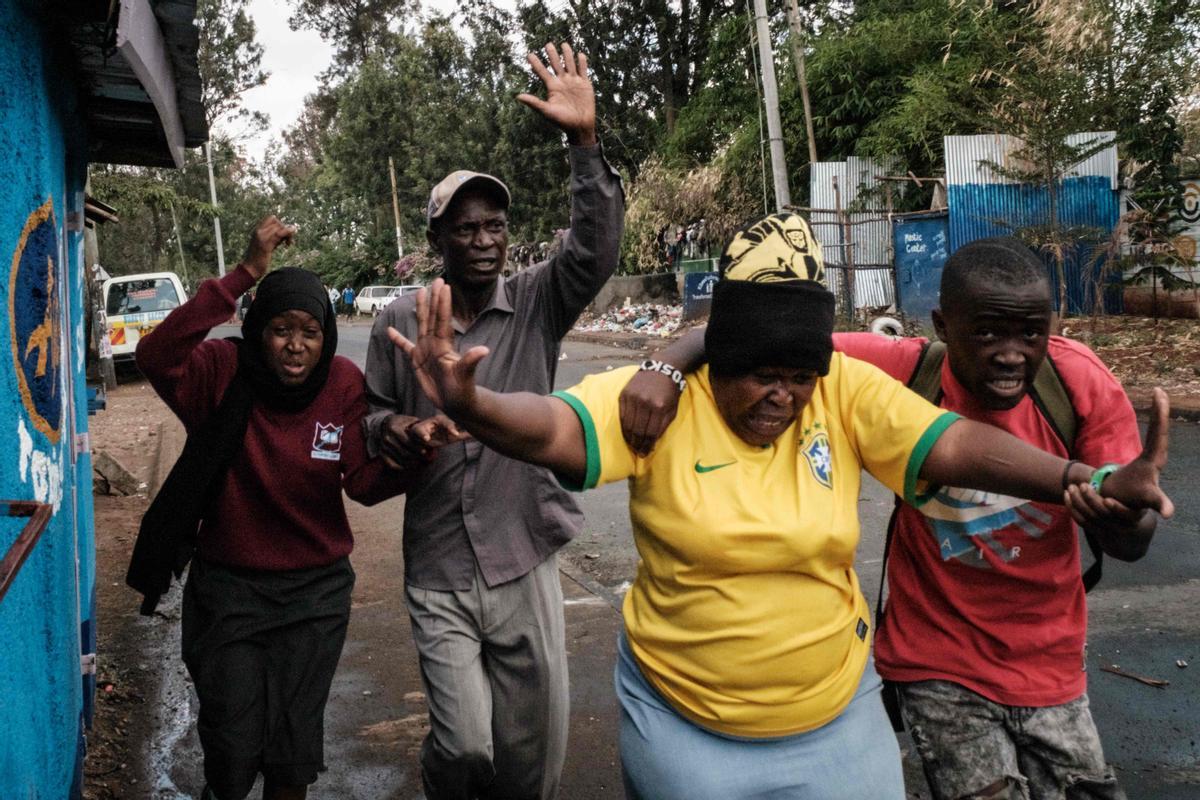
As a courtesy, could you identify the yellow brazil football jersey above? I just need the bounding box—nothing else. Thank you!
[552,355,957,738]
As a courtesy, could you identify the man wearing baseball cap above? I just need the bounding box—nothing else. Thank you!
[363,42,623,800]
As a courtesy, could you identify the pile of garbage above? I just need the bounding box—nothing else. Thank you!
[574,302,683,337]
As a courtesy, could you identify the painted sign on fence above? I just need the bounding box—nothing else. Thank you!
[1175,178,1200,269]
[683,271,718,321]
[893,212,949,328]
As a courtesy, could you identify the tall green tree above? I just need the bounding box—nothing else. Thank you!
[979,0,1200,281]
[512,0,741,173]
[287,0,419,75]
[805,0,1021,172]
[1084,0,1200,239]
[196,0,270,133]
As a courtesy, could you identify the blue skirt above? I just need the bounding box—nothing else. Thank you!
[615,629,905,800]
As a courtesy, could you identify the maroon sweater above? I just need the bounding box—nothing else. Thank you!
[136,266,404,571]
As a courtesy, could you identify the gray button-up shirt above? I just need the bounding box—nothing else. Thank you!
[363,144,624,590]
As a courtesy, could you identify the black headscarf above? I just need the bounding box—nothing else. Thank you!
[237,267,337,411]
[127,268,337,614]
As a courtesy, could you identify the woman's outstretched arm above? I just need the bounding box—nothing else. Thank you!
[387,278,587,485]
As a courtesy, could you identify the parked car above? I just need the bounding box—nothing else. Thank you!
[102,272,188,360]
[354,284,422,316]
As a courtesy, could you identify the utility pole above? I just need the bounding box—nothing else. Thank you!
[205,141,226,276]
[751,0,791,210]
[785,0,818,165]
[168,202,189,288]
[388,156,404,260]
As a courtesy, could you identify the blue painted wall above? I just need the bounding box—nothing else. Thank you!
[1,2,95,796]
[947,176,1121,314]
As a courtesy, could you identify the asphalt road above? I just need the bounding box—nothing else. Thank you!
[216,320,1200,797]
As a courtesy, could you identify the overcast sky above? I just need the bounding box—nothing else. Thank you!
[230,0,509,164]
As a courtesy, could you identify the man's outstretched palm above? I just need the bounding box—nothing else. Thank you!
[517,42,597,147]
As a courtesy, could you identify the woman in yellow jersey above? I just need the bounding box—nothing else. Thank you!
[387,213,1172,800]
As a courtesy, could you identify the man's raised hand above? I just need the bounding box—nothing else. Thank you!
[242,215,296,281]
[387,278,490,416]
[1096,387,1174,519]
[517,42,597,147]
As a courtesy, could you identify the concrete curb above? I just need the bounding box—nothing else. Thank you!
[557,554,625,614]
[565,331,656,351]
[1127,392,1200,423]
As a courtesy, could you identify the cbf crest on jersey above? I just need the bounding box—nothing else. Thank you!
[311,422,343,461]
[9,199,62,443]
[800,422,832,489]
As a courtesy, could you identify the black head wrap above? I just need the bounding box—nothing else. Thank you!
[128,267,337,614]
[705,213,836,377]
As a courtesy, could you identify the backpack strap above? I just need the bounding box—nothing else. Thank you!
[1030,356,1077,453]
[877,340,948,626]
[907,340,946,406]
[875,495,907,733]
[1032,355,1104,591]
[875,340,948,628]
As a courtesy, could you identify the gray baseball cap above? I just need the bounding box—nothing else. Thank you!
[426,171,511,225]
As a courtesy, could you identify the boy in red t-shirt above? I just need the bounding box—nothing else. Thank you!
[620,237,1161,799]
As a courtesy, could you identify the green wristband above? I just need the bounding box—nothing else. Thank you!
[1089,463,1120,493]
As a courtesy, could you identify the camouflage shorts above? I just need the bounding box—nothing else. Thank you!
[898,680,1125,800]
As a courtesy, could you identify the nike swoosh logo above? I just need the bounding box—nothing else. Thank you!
[694,460,736,473]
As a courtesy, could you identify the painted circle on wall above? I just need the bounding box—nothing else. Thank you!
[9,198,62,443]
[1182,181,1200,224]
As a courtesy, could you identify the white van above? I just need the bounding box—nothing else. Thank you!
[102,272,188,360]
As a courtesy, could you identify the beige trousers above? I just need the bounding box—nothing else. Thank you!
[405,554,568,800]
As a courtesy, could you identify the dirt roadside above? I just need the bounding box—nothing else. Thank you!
[85,379,171,800]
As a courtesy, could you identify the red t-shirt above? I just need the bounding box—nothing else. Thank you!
[835,333,1141,706]
[137,266,404,571]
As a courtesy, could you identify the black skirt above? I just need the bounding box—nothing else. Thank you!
[181,556,355,800]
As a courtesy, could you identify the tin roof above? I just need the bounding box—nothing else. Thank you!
[64,0,207,168]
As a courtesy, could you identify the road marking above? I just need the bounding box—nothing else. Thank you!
[563,596,607,606]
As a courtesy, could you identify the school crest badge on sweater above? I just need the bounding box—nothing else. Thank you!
[312,422,343,461]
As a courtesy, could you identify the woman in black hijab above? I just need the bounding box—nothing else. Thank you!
[129,217,458,800]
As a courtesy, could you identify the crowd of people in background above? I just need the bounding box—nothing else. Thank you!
[656,218,709,268]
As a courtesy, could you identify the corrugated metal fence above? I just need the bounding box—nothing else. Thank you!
[944,132,1121,313]
[807,157,896,317]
